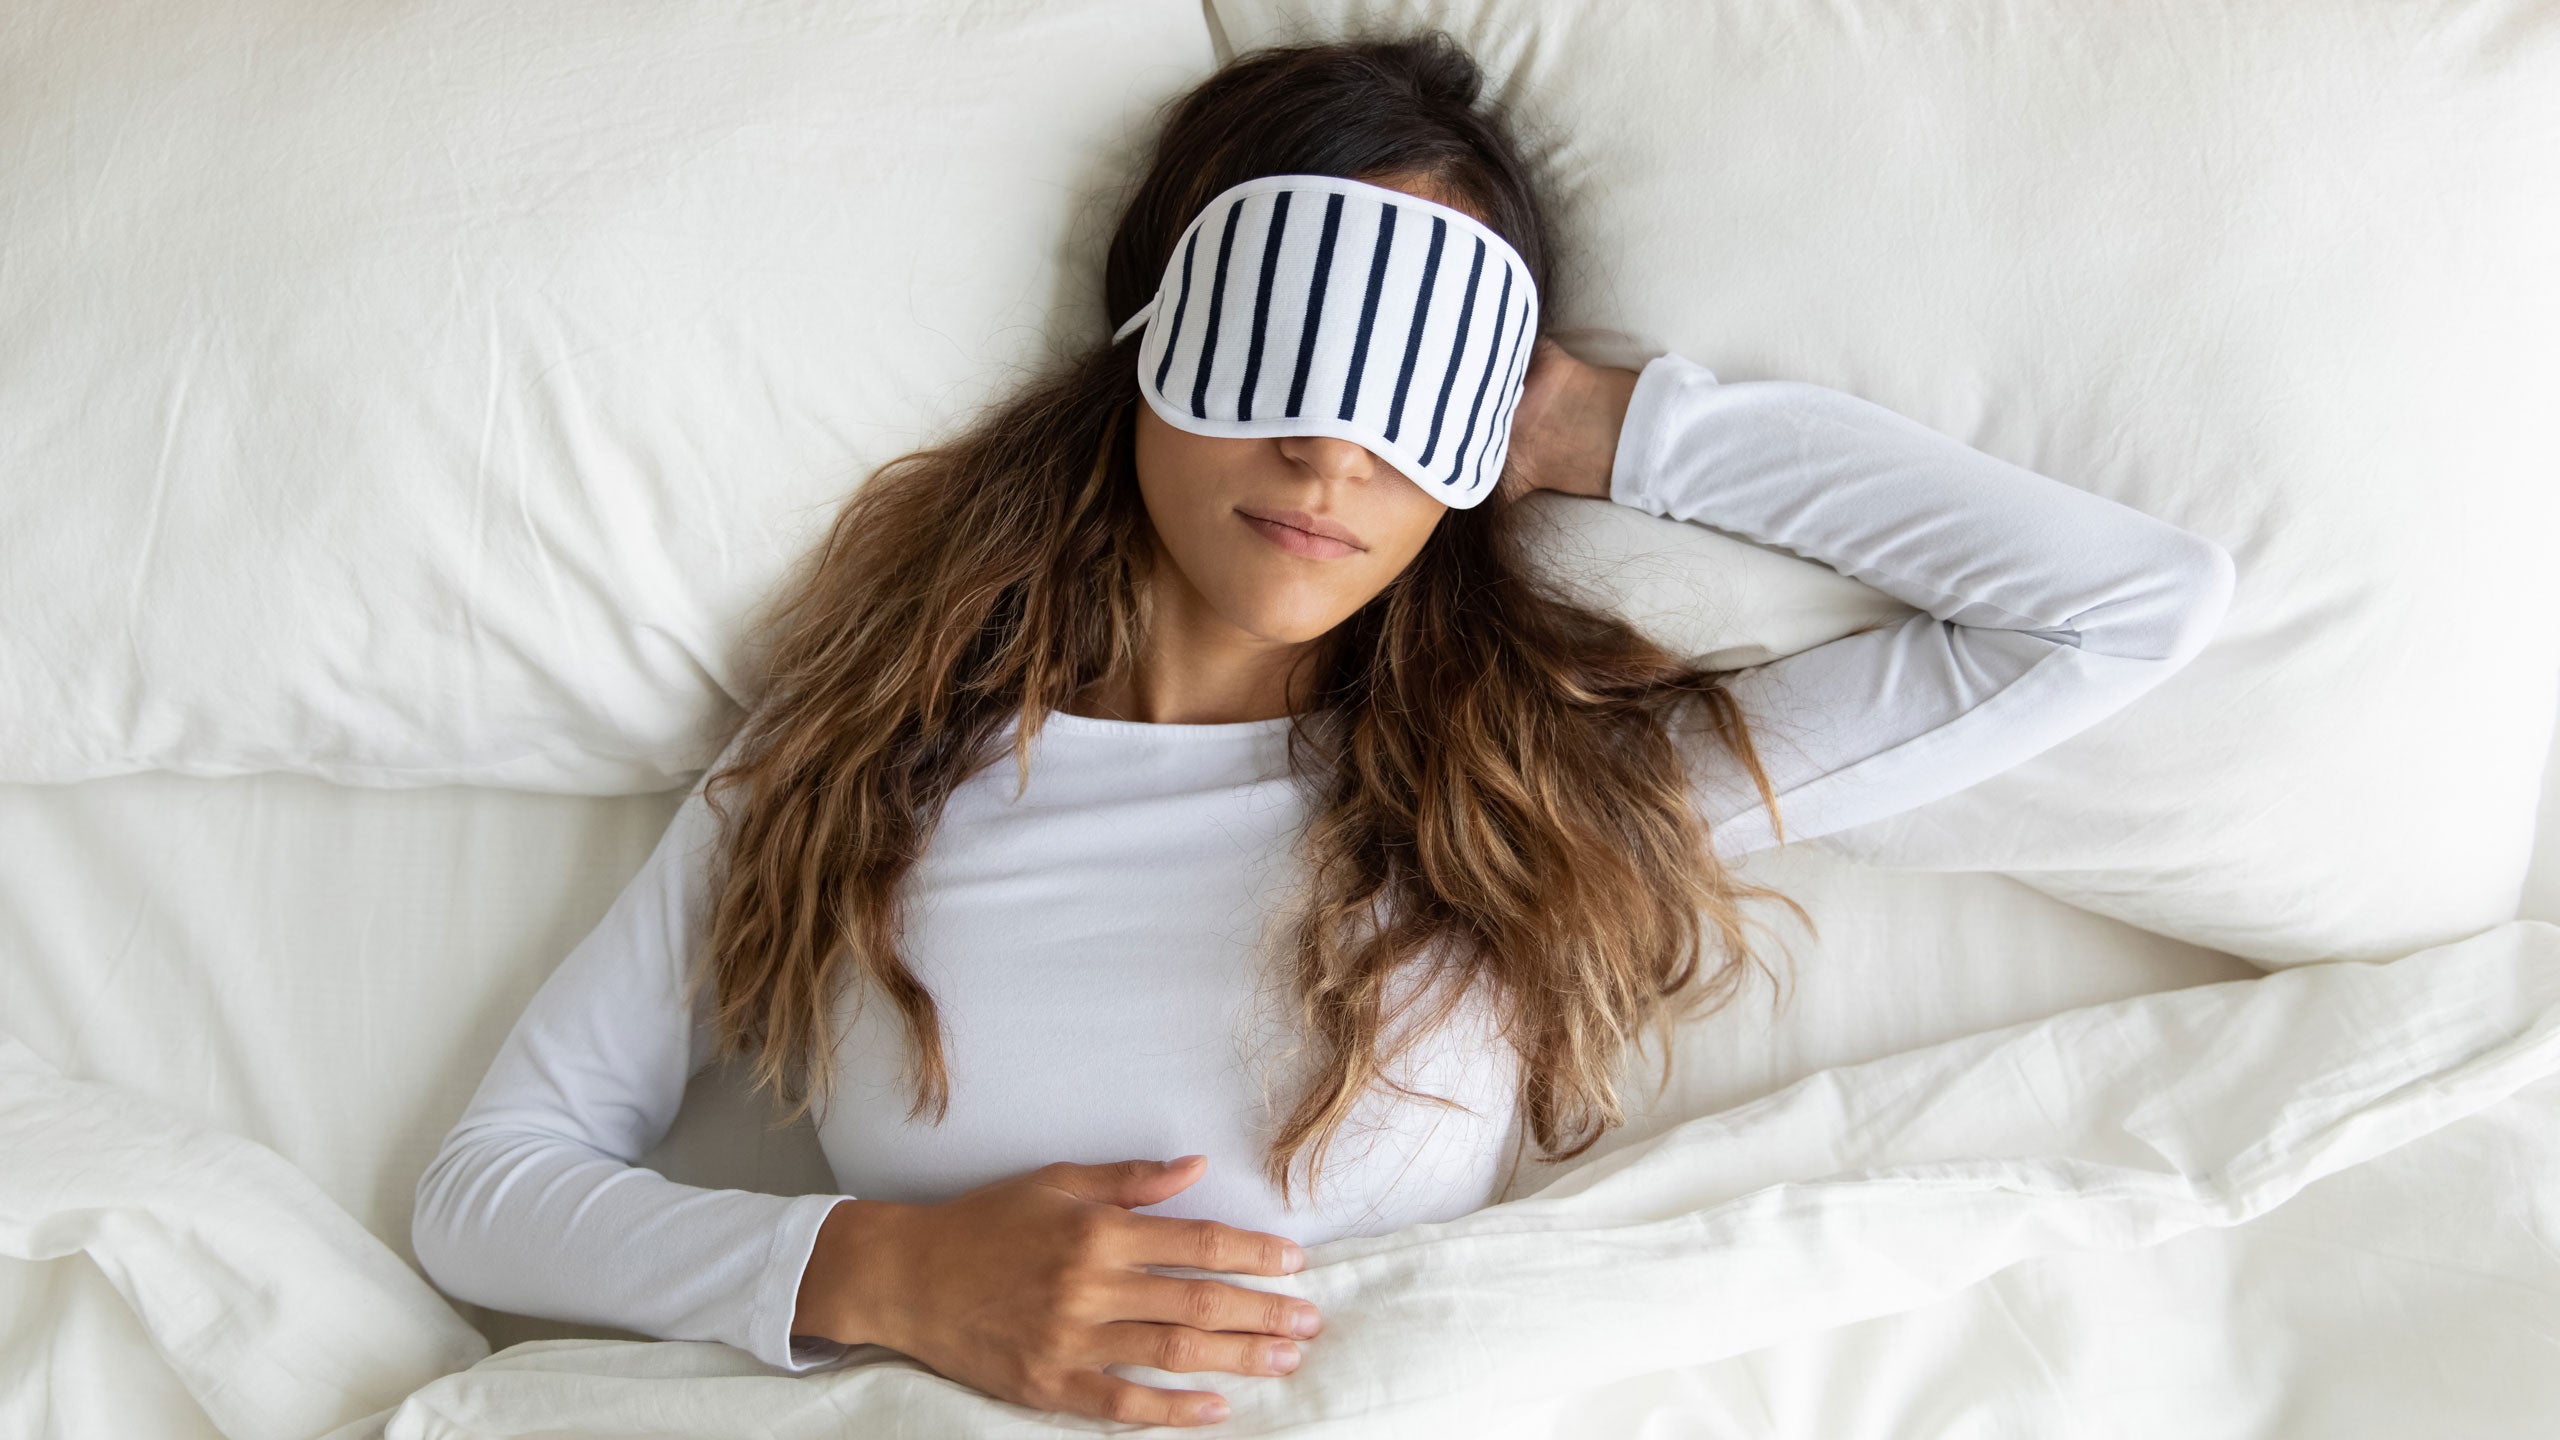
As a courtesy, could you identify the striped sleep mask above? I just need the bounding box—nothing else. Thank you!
[1111,172,1540,510]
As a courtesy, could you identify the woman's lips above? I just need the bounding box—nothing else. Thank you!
[1236,506,1366,560]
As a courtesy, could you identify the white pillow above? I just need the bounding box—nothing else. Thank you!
[0,0,1223,794]
[1519,493,1907,671]
[1214,0,2560,965]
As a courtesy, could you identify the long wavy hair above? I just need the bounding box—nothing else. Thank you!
[695,29,1815,1207]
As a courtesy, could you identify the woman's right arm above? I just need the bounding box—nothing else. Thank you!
[409,760,851,1373]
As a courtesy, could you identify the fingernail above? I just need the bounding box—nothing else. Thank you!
[1170,1154,1205,1167]
[1290,1308,1321,1337]
[1267,1342,1300,1373]
[1280,1242,1305,1273]
[1197,1397,1230,1422]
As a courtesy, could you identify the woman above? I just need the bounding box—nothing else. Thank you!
[413,30,2235,1431]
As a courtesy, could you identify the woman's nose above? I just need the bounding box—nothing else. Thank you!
[1278,434,1383,483]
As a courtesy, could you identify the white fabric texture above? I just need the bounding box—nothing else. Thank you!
[356,920,2560,1437]
[1118,172,1542,508]
[1216,0,2560,966]
[0,1036,488,1440]
[407,348,2231,1375]
[0,0,1223,793]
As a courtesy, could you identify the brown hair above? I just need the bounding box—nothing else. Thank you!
[695,29,1813,1206]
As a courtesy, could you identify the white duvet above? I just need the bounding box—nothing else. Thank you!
[10,920,2554,1439]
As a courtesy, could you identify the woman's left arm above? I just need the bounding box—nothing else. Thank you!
[1512,344,2236,861]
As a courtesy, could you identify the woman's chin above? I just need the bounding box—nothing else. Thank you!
[1209,589,1362,648]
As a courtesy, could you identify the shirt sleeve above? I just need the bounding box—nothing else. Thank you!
[409,735,854,1373]
[1604,351,2237,863]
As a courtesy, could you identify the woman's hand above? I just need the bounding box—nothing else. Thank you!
[1498,336,1644,503]
[792,1155,1321,1428]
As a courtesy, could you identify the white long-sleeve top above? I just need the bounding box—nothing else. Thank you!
[411,351,2236,1373]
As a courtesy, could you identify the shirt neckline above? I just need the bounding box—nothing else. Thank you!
[1033,708,1300,741]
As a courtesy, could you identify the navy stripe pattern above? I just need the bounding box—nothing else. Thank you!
[1115,173,1539,509]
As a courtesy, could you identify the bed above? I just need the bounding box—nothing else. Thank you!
[5,1,2557,1437]
[8,718,2557,1438]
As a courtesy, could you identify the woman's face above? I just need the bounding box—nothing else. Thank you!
[1131,173,1472,646]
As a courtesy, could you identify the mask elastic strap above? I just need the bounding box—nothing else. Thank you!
[1111,296,1157,345]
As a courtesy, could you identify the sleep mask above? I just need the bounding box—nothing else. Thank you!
[1112,172,1540,510]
